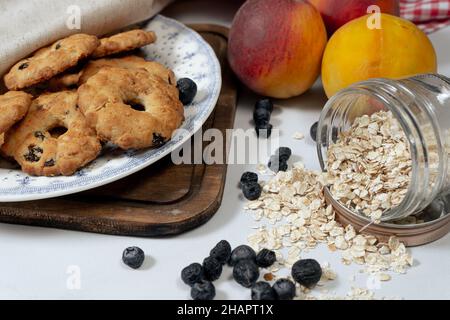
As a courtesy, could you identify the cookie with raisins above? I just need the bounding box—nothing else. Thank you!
[1,91,101,176]
[0,91,32,135]
[4,34,99,90]
[78,67,183,150]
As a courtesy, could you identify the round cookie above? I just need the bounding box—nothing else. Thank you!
[2,91,101,176]
[0,91,32,134]
[4,34,99,90]
[79,55,175,85]
[77,67,184,150]
[92,30,156,58]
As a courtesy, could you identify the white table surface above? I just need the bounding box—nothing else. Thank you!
[1,0,449,300]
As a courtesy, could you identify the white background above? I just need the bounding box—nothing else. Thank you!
[0,0,449,299]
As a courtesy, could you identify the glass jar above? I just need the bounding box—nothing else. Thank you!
[317,74,450,222]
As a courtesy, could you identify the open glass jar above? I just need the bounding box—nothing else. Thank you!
[317,74,450,222]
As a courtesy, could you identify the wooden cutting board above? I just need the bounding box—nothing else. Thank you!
[0,24,237,236]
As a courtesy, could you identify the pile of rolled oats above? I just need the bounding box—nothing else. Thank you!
[326,111,412,221]
[245,162,413,299]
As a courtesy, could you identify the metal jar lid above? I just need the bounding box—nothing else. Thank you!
[324,188,450,247]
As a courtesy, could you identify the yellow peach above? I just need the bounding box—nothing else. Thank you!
[322,13,437,98]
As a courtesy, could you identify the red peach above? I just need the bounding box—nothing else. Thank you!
[308,0,399,35]
[228,0,327,99]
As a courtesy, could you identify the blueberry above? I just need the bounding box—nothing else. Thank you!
[251,282,277,300]
[191,280,215,300]
[229,245,256,266]
[275,147,292,162]
[291,259,322,288]
[253,108,271,125]
[239,172,258,188]
[272,279,296,300]
[242,182,262,200]
[268,156,288,173]
[202,256,223,281]
[210,240,232,265]
[177,78,197,105]
[255,123,272,138]
[181,263,204,287]
[122,246,145,269]
[256,249,276,268]
[233,260,260,288]
[311,122,339,144]
[255,98,273,113]
[310,121,318,142]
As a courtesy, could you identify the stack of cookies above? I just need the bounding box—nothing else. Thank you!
[0,29,195,177]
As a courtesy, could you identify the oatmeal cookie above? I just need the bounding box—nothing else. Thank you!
[77,67,184,150]
[79,55,175,85]
[0,91,32,134]
[2,91,101,176]
[4,34,99,90]
[47,72,82,91]
[92,30,156,58]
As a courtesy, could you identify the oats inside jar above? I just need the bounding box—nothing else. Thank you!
[326,110,412,222]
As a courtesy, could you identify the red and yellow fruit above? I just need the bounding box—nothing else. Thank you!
[228,0,327,99]
[322,14,438,98]
[308,0,399,35]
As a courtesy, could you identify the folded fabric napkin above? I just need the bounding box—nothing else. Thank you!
[401,0,450,33]
[0,0,172,77]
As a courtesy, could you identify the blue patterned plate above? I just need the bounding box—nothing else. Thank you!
[0,15,221,202]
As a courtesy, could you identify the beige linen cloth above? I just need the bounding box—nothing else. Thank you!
[0,0,173,78]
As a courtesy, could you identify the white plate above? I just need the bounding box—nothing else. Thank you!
[0,15,222,202]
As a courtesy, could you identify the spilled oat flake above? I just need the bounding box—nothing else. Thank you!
[245,163,413,299]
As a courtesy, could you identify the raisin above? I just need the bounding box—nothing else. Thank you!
[291,259,322,288]
[240,171,258,188]
[310,122,318,142]
[272,279,296,300]
[255,123,272,138]
[202,256,223,281]
[242,182,262,200]
[251,282,276,300]
[256,249,276,268]
[191,280,215,300]
[177,78,197,105]
[253,108,271,125]
[181,263,204,287]
[122,246,145,269]
[275,147,292,162]
[18,62,29,70]
[233,260,259,288]
[44,159,55,167]
[209,240,232,265]
[23,145,43,162]
[255,98,273,113]
[34,131,45,140]
[229,245,256,266]
[55,43,61,50]
[152,133,166,147]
